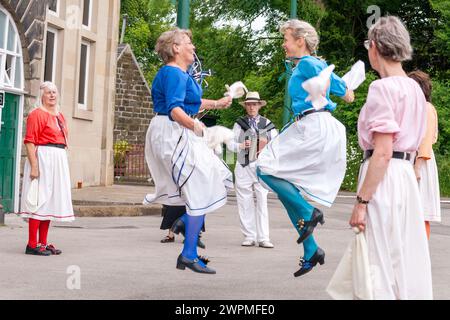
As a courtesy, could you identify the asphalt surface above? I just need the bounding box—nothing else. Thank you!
[1,194,449,300]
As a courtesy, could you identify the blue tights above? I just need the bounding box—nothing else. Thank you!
[181,213,206,267]
[257,168,318,260]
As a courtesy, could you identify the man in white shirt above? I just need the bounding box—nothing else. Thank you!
[227,92,278,248]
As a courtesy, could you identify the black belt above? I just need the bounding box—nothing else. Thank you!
[295,109,330,121]
[155,112,195,118]
[42,143,66,149]
[363,150,412,162]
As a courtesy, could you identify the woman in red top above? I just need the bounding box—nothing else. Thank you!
[20,82,74,256]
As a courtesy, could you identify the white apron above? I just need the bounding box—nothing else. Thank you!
[358,158,433,300]
[419,150,441,222]
[143,116,233,216]
[19,146,75,222]
[256,111,346,207]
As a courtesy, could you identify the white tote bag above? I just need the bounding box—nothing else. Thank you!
[326,227,374,300]
[26,179,40,213]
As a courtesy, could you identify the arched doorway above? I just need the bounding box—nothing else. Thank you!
[0,4,25,214]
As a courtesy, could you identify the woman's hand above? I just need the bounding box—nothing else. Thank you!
[342,89,355,103]
[414,158,424,181]
[193,118,206,137]
[216,96,232,109]
[349,203,367,232]
[30,164,39,180]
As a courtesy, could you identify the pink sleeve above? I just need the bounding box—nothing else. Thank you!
[364,81,400,136]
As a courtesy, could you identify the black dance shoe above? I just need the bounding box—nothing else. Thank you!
[176,254,216,274]
[293,247,325,277]
[296,208,325,244]
[45,244,62,255]
[25,244,51,256]
[197,233,206,249]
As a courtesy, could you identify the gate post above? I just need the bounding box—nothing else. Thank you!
[0,200,4,225]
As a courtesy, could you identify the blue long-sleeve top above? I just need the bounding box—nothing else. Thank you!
[289,56,347,115]
[151,65,203,120]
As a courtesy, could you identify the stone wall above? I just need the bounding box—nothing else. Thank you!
[115,45,154,145]
[0,0,48,111]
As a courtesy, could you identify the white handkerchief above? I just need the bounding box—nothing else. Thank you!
[225,81,248,99]
[26,179,39,213]
[342,60,366,91]
[302,64,335,110]
[204,125,235,155]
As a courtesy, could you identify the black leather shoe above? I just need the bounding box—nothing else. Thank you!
[160,235,175,243]
[170,218,185,236]
[176,254,216,274]
[45,244,62,255]
[296,208,325,244]
[294,247,325,277]
[197,233,206,249]
[25,245,51,256]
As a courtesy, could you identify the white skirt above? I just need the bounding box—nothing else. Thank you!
[19,146,75,222]
[419,150,441,222]
[358,158,433,299]
[256,111,346,207]
[143,116,233,216]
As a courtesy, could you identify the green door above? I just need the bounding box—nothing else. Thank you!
[0,93,20,213]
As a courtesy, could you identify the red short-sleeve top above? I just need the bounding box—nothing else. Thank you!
[23,108,68,146]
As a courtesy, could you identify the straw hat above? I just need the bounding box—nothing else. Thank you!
[239,91,267,107]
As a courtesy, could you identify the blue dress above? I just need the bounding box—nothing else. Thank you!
[144,65,233,215]
[257,56,347,207]
[289,56,347,115]
[151,65,203,119]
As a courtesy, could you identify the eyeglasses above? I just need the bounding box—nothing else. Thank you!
[364,40,370,50]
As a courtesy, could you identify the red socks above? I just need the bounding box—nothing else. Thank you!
[28,219,51,248]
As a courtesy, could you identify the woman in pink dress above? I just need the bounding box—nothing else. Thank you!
[349,16,433,299]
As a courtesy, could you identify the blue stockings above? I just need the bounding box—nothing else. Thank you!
[257,168,318,260]
[181,213,206,267]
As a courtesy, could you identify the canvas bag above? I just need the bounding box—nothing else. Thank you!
[326,227,374,300]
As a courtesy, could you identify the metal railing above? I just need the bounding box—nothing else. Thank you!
[114,144,152,185]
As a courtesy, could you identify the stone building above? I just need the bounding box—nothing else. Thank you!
[113,43,154,184]
[115,43,153,145]
[0,0,120,213]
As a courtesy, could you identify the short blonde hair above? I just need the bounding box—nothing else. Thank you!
[155,28,192,64]
[280,19,319,55]
[368,16,412,62]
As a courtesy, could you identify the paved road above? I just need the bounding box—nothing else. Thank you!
[1,197,449,300]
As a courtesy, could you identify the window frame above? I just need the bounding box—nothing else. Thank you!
[48,0,59,16]
[77,40,90,110]
[82,0,92,29]
[43,27,58,83]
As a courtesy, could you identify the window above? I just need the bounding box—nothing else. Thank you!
[44,29,57,83]
[0,7,23,90]
[78,41,90,109]
[82,0,91,28]
[48,0,58,13]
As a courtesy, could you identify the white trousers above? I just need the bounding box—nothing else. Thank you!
[235,163,270,242]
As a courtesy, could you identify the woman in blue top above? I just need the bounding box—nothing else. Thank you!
[144,28,232,274]
[257,19,354,277]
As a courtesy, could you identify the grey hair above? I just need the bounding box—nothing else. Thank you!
[368,16,412,62]
[155,28,192,64]
[36,81,60,110]
[280,19,320,55]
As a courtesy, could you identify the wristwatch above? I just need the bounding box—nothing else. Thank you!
[356,195,369,204]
